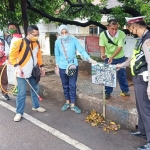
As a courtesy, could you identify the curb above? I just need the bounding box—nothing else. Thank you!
[38,79,138,129]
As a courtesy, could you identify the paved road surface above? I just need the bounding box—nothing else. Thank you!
[0,95,146,150]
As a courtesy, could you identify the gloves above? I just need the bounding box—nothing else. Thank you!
[88,58,97,64]
[55,65,60,76]
[16,65,24,77]
[147,85,150,100]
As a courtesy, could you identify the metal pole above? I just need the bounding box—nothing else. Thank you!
[102,84,106,118]
[25,78,42,101]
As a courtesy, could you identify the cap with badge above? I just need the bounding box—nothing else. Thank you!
[125,16,146,24]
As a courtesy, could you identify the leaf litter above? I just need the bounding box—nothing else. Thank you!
[85,110,121,134]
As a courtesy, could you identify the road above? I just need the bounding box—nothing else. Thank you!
[0,95,146,150]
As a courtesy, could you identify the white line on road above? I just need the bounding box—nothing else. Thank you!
[0,101,92,150]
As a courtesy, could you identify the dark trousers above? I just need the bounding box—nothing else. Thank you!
[59,67,78,103]
[133,76,150,143]
[0,65,8,95]
[104,57,129,94]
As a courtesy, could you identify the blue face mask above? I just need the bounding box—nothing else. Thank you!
[61,35,69,40]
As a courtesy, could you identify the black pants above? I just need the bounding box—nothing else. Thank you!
[133,76,150,143]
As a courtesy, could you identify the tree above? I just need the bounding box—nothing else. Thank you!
[0,0,148,33]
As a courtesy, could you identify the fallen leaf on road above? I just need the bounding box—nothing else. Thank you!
[85,110,121,133]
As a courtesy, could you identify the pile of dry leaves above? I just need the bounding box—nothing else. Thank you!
[85,110,121,133]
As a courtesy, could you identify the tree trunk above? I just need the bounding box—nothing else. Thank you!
[21,0,28,36]
[8,0,15,12]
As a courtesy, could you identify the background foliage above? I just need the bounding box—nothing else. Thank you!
[0,0,149,31]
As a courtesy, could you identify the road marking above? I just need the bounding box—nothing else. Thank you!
[0,101,92,150]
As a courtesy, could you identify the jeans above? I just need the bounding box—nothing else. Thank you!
[105,57,129,94]
[16,76,40,115]
[59,67,78,103]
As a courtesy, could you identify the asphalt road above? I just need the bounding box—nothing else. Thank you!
[0,94,146,150]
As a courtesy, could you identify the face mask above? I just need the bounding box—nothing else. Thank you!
[31,36,39,42]
[61,35,69,40]
[130,32,138,38]
[9,29,16,34]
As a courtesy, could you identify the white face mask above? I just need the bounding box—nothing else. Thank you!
[61,35,69,40]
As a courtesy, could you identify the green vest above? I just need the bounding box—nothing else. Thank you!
[130,40,147,76]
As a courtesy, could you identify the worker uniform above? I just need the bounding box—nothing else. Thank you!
[100,30,129,94]
[131,30,150,143]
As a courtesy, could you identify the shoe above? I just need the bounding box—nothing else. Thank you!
[13,87,18,96]
[71,106,81,114]
[32,107,46,112]
[14,114,22,122]
[131,131,146,139]
[120,91,130,97]
[13,90,18,96]
[61,103,70,111]
[2,94,10,100]
[105,93,110,99]
[137,143,150,150]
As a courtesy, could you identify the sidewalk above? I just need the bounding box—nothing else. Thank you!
[39,68,138,129]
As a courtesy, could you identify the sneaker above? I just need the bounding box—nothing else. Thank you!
[120,91,130,97]
[71,106,81,114]
[13,87,18,96]
[14,114,22,122]
[2,94,10,100]
[105,93,111,99]
[61,103,70,111]
[32,107,46,112]
[137,143,150,150]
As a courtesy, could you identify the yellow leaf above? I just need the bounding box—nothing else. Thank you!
[110,121,116,125]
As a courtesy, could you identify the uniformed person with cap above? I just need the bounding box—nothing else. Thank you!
[117,16,150,150]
